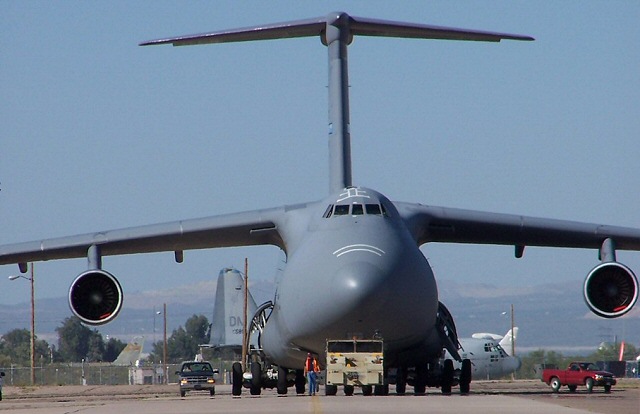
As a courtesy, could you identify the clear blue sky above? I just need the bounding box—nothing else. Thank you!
[2,1,639,313]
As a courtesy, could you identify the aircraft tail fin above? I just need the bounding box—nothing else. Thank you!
[209,267,258,349]
[499,327,518,355]
[112,335,144,366]
[140,13,532,193]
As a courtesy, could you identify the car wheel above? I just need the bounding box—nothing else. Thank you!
[325,384,338,396]
[550,377,561,393]
[585,378,594,393]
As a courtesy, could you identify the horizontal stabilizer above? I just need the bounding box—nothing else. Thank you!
[140,12,533,47]
[471,332,503,341]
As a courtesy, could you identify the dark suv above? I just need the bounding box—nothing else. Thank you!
[176,361,217,397]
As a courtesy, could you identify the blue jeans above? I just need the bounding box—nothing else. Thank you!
[307,371,316,395]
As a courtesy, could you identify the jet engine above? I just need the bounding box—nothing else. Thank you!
[68,269,123,325]
[584,262,638,318]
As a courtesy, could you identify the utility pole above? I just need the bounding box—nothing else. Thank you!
[241,258,248,371]
[510,304,515,357]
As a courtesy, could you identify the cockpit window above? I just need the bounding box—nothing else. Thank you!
[365,204,382,215]
[326,203,388,218]
[334,205,350,216]
[380,202,389,217]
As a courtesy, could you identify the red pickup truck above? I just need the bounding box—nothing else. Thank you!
[541,362,616,393]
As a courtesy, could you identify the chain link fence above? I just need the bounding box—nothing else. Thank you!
[0,359,240,386]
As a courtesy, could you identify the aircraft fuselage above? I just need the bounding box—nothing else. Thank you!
[261,187,441,369]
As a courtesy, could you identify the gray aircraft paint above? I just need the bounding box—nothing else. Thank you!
[0,13,638,374]
[112,335,144,366]
[444,329,521,380]
[209,267,258,349]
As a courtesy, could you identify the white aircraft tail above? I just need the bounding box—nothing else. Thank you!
[499,327,518,355]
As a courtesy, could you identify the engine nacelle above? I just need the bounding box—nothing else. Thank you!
[584,262,638,318]
[69,269,123,325]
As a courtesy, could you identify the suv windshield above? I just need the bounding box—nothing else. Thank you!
[182,363,212,372]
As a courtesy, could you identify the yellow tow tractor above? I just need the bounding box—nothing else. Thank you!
[325,339,384,396]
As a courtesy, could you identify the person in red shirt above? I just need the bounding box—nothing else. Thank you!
[303,353,317,396]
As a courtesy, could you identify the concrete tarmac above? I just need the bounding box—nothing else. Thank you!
[1,380,638,414]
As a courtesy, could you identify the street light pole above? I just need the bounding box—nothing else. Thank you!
[163,303,167,384]
[8,263,36,385]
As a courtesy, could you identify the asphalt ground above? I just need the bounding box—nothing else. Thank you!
[1,379,638,414]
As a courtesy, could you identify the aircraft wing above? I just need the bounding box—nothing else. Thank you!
[395,202,640,252]
[0,207,285,267]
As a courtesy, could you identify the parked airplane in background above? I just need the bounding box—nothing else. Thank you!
[444,328,521,380]
[203,267,258,360]
[209,267,258,349]
[112,335,144,366]
[0,12,639,397]
[472,327,518,356]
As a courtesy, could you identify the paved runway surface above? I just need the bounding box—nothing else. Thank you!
[1,380,638,414]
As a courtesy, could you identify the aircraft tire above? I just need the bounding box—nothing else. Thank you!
[362,385,373,396]
[344,385,354,396]
[460,359,471,394]
[374,384,389,395]
[250,362,262,395]
[396,367,406,395]
[232,362,243,396]
[277,366,288,395]
[414,364,427,395]
[295,369,305,394]
[441,359,453,395]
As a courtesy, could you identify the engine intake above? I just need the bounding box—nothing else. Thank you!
[584,262,638,318]
[69,270,123,325]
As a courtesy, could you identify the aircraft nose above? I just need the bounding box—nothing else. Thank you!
[507,356,522,372]
[330,261,387,311]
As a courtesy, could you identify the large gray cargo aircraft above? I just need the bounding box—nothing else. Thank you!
[0,12,638,396]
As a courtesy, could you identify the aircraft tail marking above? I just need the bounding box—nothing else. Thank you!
[209,268,258,348]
